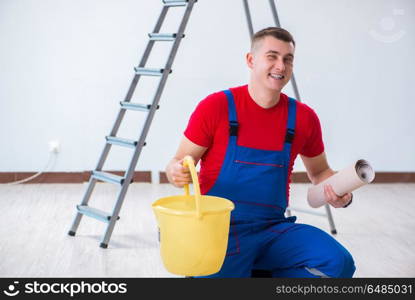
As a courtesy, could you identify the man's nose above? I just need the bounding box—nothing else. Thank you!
[274,58,286,72]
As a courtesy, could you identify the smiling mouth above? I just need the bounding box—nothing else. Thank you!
[269,73,285,80]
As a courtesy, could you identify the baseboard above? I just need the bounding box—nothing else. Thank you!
[0,171,414,184]
[158,171,415,184]
[0,171,151,184]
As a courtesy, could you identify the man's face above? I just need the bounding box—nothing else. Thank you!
[246,36,295,92]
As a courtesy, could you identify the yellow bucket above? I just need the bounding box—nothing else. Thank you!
[152,156,234,276]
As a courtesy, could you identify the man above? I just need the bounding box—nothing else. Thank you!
[165,27,355,278]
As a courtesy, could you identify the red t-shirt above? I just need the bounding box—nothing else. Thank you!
[184,84,324,202]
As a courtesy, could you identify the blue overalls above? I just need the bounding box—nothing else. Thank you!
[199,90,356,278]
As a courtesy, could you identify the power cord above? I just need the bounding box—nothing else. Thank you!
[2,152,57,185]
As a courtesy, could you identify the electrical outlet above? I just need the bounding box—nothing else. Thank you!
[48,140,60,153]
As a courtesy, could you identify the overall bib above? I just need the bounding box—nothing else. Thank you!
[198,90,356,278]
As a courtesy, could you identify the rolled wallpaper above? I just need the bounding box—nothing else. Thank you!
[307,159,375,208]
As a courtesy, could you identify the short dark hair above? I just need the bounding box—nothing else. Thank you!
[251,27,295,50]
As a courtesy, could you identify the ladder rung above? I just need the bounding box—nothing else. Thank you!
[106,136,137,149]
[163,0,188,7]
[76,205,120,223]
[119,101,159,112]
[148,33,184,41]
[134,67,172,77]
[92,171,125,185]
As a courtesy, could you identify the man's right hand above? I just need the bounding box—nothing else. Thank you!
[165,136,208,188]
[167,158,192,188]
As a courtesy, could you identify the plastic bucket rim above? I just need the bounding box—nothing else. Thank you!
[152,204,234,217]
[152,195,234,217]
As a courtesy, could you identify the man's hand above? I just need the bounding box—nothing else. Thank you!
[301,153,353,208]
[168,158,192,188]
[324,184,353,208]
[165,136,207,188]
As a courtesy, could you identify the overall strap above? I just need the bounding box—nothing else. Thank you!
[223,90,238,143]
[283,97,297,154]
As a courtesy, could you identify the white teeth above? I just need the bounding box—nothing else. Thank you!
[270,74,284,79]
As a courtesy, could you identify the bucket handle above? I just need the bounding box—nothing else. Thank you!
[182,156,202,219]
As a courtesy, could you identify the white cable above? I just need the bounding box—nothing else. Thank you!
[2,152,57,185]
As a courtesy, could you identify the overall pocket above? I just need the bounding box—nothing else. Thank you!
[234,160,284,168]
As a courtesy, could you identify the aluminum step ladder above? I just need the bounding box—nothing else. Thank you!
[68,0,198,248]
[242,0,337,235]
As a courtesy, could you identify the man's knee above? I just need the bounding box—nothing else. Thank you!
[339,249,356,277]
[308,246,356,278]
[328,248,356,278]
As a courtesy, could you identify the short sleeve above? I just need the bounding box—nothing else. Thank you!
[300,106,325,157]
[184,92,225,148]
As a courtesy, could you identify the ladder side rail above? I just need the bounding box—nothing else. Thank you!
[124,0,197,187]
[242,0,254,38]
[95,6,170,172]
[124,5,170,103]
[268,0,302,101]
[69,4,173,237]
[100,0,197,247]
[268,0,336,233]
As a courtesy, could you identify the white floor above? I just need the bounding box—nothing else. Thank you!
[0,182,414,277]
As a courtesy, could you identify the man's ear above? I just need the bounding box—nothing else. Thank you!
[246,52,254,69]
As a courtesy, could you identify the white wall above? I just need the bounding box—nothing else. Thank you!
[1,0,414,177]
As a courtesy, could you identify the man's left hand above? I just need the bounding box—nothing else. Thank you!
[324,184,352,208]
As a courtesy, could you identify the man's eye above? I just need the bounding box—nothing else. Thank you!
[268,55,276,60]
